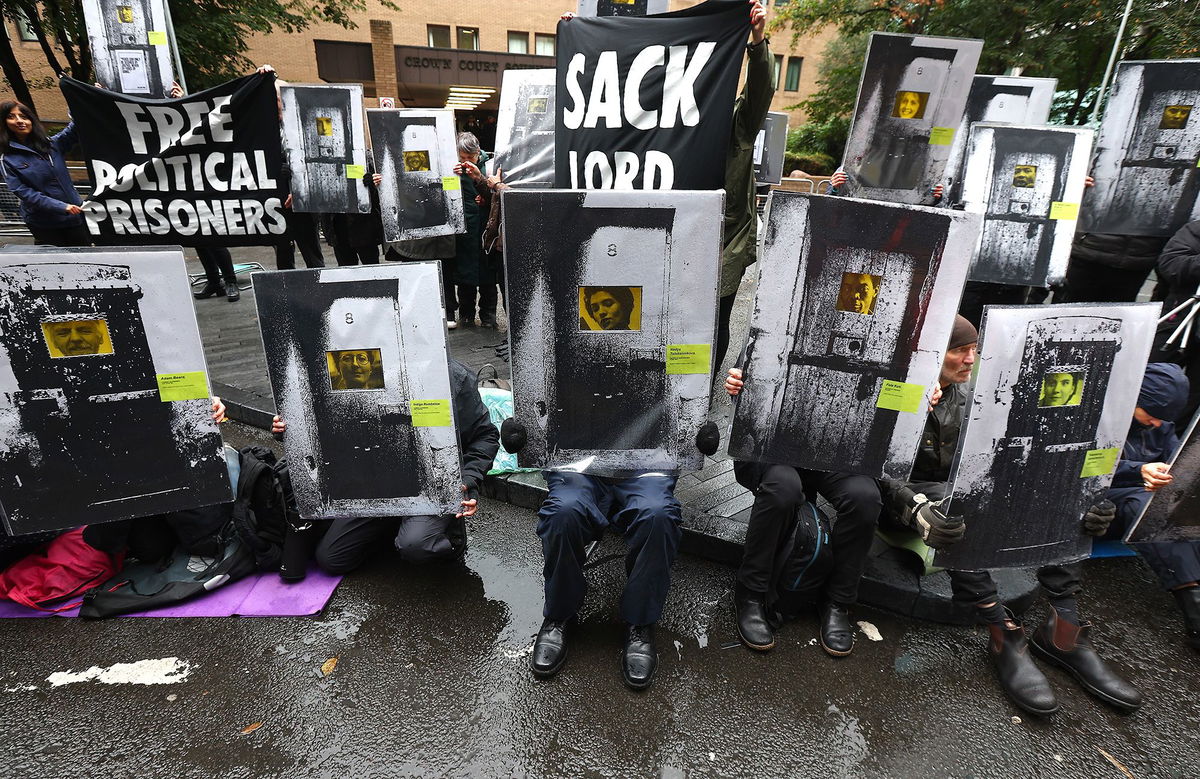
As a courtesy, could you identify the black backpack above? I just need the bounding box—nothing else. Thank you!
[773,501,835,616]
[230,445,297,572]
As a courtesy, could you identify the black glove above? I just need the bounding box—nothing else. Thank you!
[904,495,966,550]
[500,418,526,454]
[1082,500,1116,536]
[695,421,719,456]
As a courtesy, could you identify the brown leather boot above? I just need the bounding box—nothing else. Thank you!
[1030,610,1142,712]
[987,620,1059,716]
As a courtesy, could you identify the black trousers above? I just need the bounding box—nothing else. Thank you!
[1057,258,1151,304]
[314,514,461,575]
[275,211,326,269]
[333,244,380,266]
[457,284,498,323]
[715,292,738,369]
[949,564,1083,608]
[197,246,236,285]
[735,463,880,606]
[30,223,91,247]
[958,282,1029,328]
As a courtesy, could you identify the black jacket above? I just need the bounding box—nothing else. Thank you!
[449,358,500,494]
[1070,232,1169,272]
[1154,220,1200,333]
[878,381,966,515]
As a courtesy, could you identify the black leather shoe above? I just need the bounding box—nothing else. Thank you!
[531,618,569,678]
[1173,587,1200,651]
[622,623,658,690]
[988,620,1059,716]
[735,583,774,651]
[819,602,854,657]
[225,284,240,302]
[193,281,224,299]
[1030,610,1142,712]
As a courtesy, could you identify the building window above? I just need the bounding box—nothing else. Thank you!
[772,54,783,89]
[13,8,37,42]
[785,57,802,92]
[427,25,451,48]
[457,27,480,50]
[535,33,556,57]
[508,31,528,54]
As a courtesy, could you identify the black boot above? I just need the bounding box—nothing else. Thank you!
[987,620,1059,716]
[224,281,240,302]
[622,623,658,690]
[819,602,855,657]
[735,582,774,651]
[1030,610,1142,712]
[531,617,570,679]
[193,280,224,299]
[1172,587,1200,651]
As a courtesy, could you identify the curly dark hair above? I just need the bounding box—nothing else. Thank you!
[583,286,635,316]
[0,100,51,154]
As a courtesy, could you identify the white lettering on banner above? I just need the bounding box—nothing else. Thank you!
[562,42,715,131]
[82,198,287,238]
[117,97,237,155]
[90,152,275,195]
[568,149,673,190]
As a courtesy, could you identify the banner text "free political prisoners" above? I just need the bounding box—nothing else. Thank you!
[83,96,286,238]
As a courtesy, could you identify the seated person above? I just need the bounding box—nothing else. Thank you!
[725,367,880,657]
[272,358,499,572]
[1100,362,1200,651]
[880,316,1141,717]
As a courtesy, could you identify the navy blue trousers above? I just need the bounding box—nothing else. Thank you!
[1107,486,1200,590]
[537,471,682,626]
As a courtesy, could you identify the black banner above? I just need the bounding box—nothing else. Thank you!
[555,0,748,190]
[60,74,286,247]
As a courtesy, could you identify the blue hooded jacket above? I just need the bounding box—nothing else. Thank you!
[1115,363,1190,488]
[2,122,83,229]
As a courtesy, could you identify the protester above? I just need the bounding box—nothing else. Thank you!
[452,133,500,328]
[880,315,1141,716]
[1151,218,1200,419]
[271,358,498,571]
[1100,363,1200,651]
[273,77,326,271]
[0,99,89,246]
[725,366,881,656]
[323,170,382,267]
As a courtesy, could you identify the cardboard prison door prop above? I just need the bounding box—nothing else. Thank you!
[840,32,983,204]
[1082,59,1200,237]
[1125,410,1200,544]
[576,0,669,16]
[944,75,1057,204]
[960,124,1093,288]
[81,0,174,97]
[503,189,722,473]
[755,112,789,186]
[728,192,978,479]
[280,84,370,214]
[253,264,461,520]
[936,303,1160,570]
[493,69,557,188]
[368,109,466,242]
[0,248,230,536]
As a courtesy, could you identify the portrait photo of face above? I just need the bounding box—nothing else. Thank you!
[315,116,333,137]
[1012,164,1038,188]
[328,349,385,391]
[527,97,548,114]
[1160,104,1193,130]
[42,318,113,358]
[402,150,431,172]
[835,272,882,316]
[579,286,642,331]
[892,90,929,120]
[1038,370,1084,408]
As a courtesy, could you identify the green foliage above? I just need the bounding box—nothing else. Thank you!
[784,151,836,176]
[786,116,851,160]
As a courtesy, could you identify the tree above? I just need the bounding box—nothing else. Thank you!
[774,0,1200,135]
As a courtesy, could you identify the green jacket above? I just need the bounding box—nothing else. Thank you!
[720,38,776,298]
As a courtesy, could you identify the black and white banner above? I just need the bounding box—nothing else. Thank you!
[555,0,748,190]
[60,74,286,247]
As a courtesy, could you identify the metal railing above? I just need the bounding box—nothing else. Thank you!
[0,164,92,237]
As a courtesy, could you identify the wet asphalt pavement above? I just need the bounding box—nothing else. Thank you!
[3,442,1200,779]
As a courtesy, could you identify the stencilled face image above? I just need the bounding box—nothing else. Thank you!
[403,150,431,172]
[1160,104,1193,130]
[1012,164,1038,188]
[328,349,385,390]
[579,286,642,331]
[835,272,882,315]
[42,318,112,358]
[528,97,548,114]
[892,91,929,120]
[315,116,333,137]
[1038,370,1084,408]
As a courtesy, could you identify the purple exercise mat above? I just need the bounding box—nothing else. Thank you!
[0,565,342,618]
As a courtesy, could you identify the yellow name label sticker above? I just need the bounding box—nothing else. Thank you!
[876,380,925,413]
[927,127,955,146]
[1049,201,1080,220]
[345,164,365,179]
[147,30,168,46]
[666,344,712,375]
[1080,448,1120,478]
[157,371,209,402]
[410,399,452,427]
[441,175,461,191]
